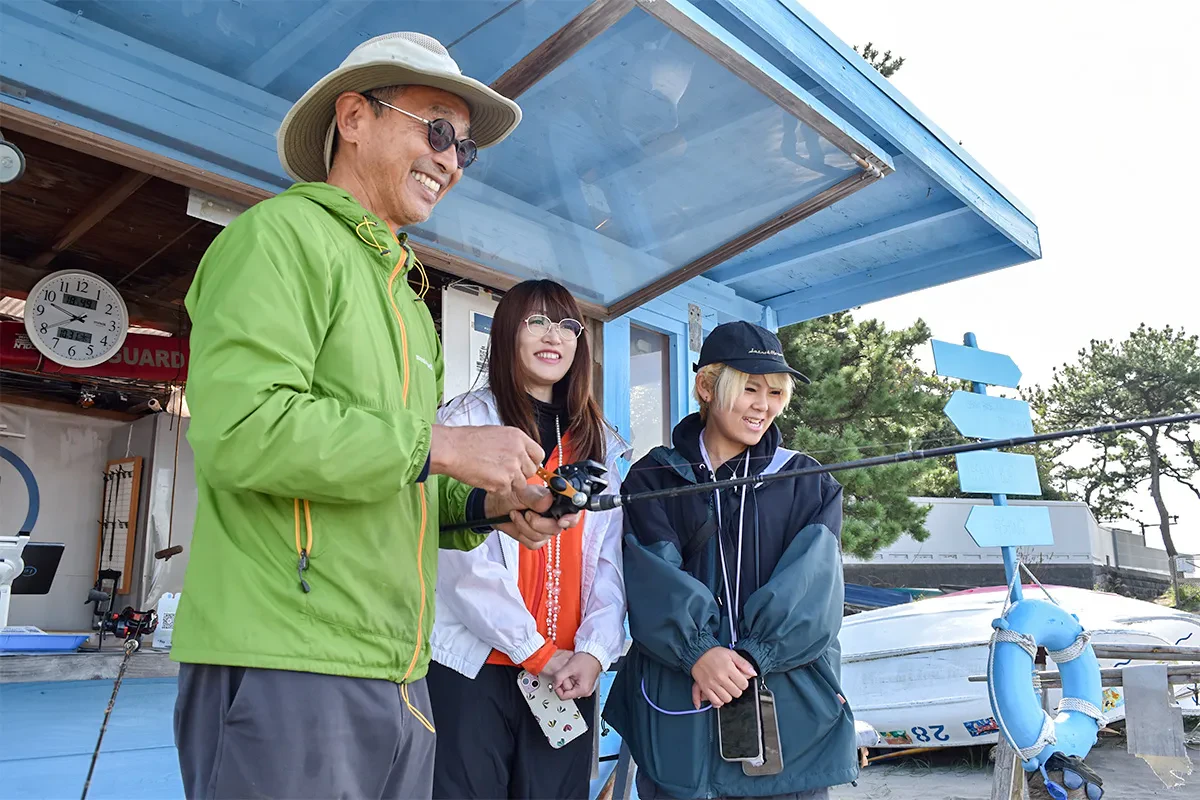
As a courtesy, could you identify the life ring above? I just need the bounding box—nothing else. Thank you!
[0,445,40,533]
[987,597,1104,772]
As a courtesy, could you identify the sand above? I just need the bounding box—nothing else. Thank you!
[831,734,1197,799]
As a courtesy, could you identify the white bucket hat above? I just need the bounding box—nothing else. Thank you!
[276,32,522,183]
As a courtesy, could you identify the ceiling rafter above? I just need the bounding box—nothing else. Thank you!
[26,169,151,271]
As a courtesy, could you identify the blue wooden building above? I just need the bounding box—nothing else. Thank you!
[0,0,1038,458]
[0,1,1040,797]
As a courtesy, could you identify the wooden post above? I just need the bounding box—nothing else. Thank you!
[1123,663,1193,787]
[991,738,1029,800]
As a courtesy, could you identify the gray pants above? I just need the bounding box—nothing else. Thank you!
[635,771,830,800]
[174,663,435,799]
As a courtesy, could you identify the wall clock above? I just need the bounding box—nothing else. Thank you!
[23,269,129,368]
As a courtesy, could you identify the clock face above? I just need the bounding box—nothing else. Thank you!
[23,269,129,368]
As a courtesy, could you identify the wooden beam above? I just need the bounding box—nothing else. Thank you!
[0,392,142,423]
[0,102,272,209]
[491,0,635,99]
[968,665,1200,687]
[605,170,877,319]
[0,646,178,683]
[27,169,151,271]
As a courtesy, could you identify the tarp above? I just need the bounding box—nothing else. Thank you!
[844,583,912,609]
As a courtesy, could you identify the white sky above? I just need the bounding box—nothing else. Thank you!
[799,0,1200,553]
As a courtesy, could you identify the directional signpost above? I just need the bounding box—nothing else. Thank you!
[934,333,1050,603]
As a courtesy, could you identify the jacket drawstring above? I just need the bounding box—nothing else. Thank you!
[294,498,312,593]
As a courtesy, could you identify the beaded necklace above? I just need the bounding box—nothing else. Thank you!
[545,414,564,642]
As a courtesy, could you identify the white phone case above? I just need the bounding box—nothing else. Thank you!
[517,669,589,749]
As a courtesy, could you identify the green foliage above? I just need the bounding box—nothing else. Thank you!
[854,42,906,77]
[1157,582,1200,613]
[776,312,946,558]
[777,312,1077,559]
[1029,324,1200,603]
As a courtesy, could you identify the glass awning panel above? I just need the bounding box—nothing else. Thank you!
[40,0,887,311]
[408,6,861,306]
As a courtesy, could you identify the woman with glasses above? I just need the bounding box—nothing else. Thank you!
[427,279,630,800]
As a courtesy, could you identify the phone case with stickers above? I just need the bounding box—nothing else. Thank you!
[517,669,588,749]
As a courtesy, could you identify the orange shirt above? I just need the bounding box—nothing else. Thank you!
[487,435,585,675]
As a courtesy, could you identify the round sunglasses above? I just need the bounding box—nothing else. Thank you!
[525,314,584,340]
[362,92,477,169]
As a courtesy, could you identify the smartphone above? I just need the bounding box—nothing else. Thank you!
[517,669,588,750]
[717,677,763,763]
[742,685,783,776]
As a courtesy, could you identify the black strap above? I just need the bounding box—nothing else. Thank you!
[682,513,718,566]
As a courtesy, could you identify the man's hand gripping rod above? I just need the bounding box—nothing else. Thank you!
[439,411,1200,533]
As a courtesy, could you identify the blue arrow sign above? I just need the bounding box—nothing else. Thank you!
[965,505,1054,548]
[931,340,1022,388]
[955,451,1042,496]
[943,391,1034,440]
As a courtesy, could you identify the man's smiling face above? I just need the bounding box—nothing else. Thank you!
[334,85,471,228]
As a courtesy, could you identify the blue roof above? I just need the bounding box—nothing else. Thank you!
[0,0,1040,321]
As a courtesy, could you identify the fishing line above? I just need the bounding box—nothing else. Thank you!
[439,411,1200,532]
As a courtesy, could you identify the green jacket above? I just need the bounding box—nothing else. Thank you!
[171,182,486,683]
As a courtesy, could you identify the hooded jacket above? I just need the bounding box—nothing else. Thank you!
[171,182,486,684]
[430,388,631,677]
[604,413,859,798]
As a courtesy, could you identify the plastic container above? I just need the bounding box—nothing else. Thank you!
[152,592,180,650]
[0,626,89,653]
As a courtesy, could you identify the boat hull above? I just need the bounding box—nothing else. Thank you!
[839,585,1200,748]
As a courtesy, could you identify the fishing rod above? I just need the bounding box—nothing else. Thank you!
[439,411,1200,532]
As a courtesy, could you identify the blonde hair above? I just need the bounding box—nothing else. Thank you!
[694,363,794,420]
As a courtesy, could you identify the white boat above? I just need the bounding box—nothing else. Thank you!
[839,584,1200,749]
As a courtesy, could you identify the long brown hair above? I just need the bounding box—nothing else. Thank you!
[487,280,607,463]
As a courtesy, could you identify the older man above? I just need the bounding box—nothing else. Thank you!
[171,33,576,800]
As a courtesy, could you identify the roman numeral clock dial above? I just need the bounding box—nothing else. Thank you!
[23,269,130,369]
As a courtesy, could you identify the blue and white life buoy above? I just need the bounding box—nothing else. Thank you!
[987,597,1104,771]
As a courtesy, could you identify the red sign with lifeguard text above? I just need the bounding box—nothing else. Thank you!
[0,320,189,383]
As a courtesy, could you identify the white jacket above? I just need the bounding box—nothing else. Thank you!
[431,388,631,678]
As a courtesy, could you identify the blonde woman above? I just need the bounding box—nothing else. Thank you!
[605,321,856,800]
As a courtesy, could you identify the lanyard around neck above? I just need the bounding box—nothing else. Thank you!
[699,435,750,646]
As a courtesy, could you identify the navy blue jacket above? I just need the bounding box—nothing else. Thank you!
[604,413,858,798]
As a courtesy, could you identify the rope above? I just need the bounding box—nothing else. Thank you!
[992,627,1038,660]
[1056,697,1105,722]
[1020,561,1062,607]
[1048,631,1091,664]
[1017,711,1057,762]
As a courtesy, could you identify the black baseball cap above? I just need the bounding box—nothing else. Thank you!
[693,321,811,384]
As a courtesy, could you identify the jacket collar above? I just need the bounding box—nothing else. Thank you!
[657,412,782,485]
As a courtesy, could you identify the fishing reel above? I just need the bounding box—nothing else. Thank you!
[537,460,609,520]
[99,606,158,652]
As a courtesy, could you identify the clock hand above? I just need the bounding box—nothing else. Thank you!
[50,302,86,323]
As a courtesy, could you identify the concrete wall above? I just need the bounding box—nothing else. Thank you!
[1,403,126,631]
[843,497,1114,568]
[1109,528,1193,576]
[843,562,1171,601]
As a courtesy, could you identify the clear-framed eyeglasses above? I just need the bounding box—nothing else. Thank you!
[525,314,584,340]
